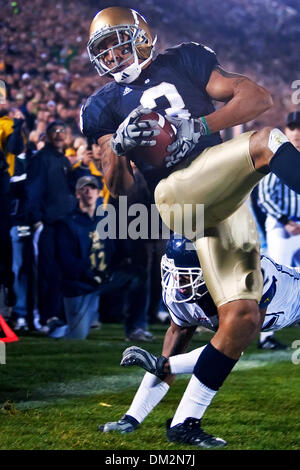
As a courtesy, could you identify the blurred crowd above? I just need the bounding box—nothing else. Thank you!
[1,0,298,132]
[0,112,166,340]
[1,0,176,341]
[0,0,299,341]
[1,0,100,140]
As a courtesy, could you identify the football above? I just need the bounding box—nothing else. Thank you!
[130,111,176,168]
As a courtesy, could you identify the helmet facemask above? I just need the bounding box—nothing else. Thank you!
[161,255,208,304]
[88,23,156,84]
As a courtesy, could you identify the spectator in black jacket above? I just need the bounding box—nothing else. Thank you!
[26,120,76,327]
[10,144,36,331]
[55,175,151,340]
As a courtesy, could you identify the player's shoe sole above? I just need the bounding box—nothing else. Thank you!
[120,346,158,374]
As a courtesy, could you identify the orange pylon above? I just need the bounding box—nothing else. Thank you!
[0,315,19,343]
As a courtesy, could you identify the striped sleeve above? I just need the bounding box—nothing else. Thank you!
[258,174,300,221]
[258,174,289,223]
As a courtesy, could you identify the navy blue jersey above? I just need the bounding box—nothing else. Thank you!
[55,206,116,297]
[81,42,222,192]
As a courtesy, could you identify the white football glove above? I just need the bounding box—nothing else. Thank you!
[111,106,160,156]
[165,114,208,167]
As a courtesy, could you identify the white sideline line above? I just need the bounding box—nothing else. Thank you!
[16,350,292,410]
[17,372,145,410]
[234,349,291,371]
[36,372,145,397]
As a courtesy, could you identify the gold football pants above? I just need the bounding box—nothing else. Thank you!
[155,131,264,307]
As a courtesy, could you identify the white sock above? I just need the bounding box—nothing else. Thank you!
[126,372,169,423]
[260,331,274,342]
[169,346,206,374]
[171,375,217,427]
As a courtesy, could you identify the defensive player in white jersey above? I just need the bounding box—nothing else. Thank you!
[99,235,300,448]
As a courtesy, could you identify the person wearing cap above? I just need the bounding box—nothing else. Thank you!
[285,112,300,151]
[26,120,76,329]
[257,111,300,349]
[54,175,150,340]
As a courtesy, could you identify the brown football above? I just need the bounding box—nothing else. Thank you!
[129,111,176,168]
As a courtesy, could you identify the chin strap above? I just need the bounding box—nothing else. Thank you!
[113,62,143,84]
[113,35,157,84]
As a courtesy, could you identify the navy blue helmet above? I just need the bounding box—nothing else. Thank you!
[161,235,208,303]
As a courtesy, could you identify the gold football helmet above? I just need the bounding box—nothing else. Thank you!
[87,6,157,84]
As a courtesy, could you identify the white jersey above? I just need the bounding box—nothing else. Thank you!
[163,255,300,332]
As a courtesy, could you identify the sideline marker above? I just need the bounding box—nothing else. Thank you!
[0,315,19,343]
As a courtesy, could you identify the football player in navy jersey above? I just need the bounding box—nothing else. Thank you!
[99,234,300,448]
[82,7,300,445]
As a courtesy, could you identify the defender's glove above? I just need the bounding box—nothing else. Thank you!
[111,106,160,156]
[165,114,209,167]
[120,346,168,378]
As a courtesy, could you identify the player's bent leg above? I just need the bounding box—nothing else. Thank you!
[155,131,264,235]
[193,202,263,374]
[250,126,300,193]
[99,371,171,434]
[212,299,263,359]
[165,205,263,436]
[249,126,274,170]
[167,301,262,443]
[195,204,263,308]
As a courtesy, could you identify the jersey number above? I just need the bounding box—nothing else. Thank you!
[90,250,107,272]
[140,82,185,115]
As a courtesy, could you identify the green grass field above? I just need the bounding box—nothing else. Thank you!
[0,323,299,450]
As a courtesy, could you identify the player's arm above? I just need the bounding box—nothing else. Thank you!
[96,106,159,197]
[166,65,273,164]
[204,66,273,133]
[161,322,197,385]
[162,321,196,357]
[97,134,135,197]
